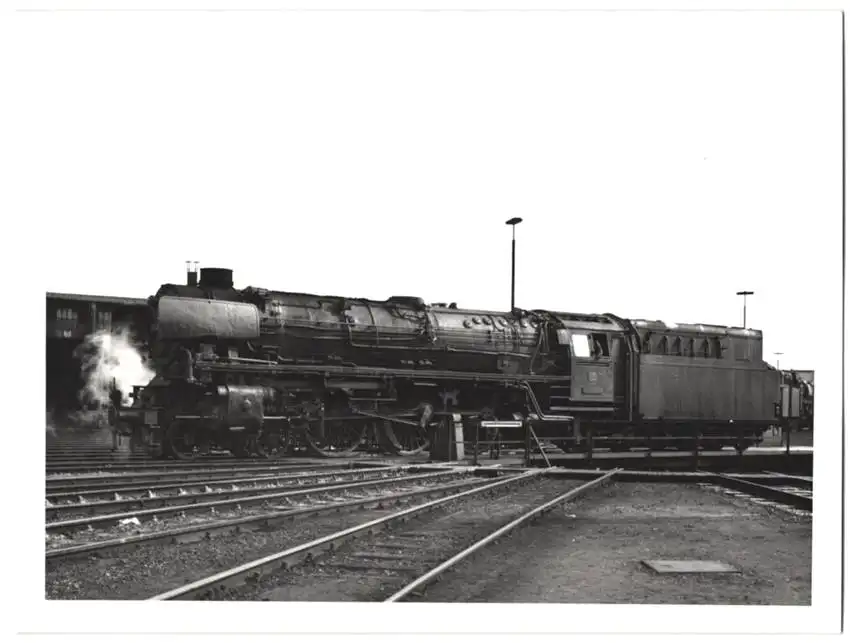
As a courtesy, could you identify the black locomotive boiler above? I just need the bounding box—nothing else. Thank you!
[112,267,782,460]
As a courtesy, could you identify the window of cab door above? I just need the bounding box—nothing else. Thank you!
[558,330,610,359]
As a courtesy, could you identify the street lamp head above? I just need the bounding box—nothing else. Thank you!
[505,217,523,226]
[736,290,754,296]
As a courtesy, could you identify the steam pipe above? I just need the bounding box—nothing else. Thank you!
[182,348,195,382]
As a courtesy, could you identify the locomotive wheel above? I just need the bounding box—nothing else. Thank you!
[304,419,368,458]
[254,425,291,459]
[231,436,254,459]
[162,420,199,461]
[378,419,430,457]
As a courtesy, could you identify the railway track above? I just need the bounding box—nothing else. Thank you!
[45,462,381,491]
[45,465,391,506]
[46,468,503,582]
[699,472,812,513]
[147,468,618,601]
[45,465,814,602]
[45,468,467,536]
[47,451,152,461]
[761,470,813,488]
[45,465,413,521]
[46,457,353,474]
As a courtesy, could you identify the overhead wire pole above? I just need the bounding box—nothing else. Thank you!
[506,217,523,311]
[736,290,754,328]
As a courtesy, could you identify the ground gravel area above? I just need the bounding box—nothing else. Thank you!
[44,475,479,600]
[44,472,447,550]
[414,481,811,605]
[46,506,399,600]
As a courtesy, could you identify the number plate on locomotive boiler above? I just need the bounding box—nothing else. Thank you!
[144,410,158,426]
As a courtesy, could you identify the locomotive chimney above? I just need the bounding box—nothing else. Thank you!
[186,261,199,287]
[199,267,234,290]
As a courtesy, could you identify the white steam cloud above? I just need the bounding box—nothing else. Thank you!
[75,327,155,407]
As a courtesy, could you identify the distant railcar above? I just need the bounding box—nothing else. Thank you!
[110,267,783,460]
[778,370,814,432]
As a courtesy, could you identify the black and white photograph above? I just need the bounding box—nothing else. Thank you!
[7,0,843,639]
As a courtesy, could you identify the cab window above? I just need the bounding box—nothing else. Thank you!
[570,333,592,358]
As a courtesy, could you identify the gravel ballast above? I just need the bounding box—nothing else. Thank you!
[45,474,487,600]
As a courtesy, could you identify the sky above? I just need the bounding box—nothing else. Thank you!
[15,10,841,371]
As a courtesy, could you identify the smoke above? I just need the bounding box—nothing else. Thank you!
[74,327,155,408]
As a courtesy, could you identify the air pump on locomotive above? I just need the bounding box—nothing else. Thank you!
[110,267,783,460]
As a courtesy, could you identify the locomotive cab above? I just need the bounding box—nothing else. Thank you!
[547,319,619,409]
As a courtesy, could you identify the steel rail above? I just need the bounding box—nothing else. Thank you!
[384,468,620,602]
[46,466,399,504]
[45,466,406,520]
[45,455,136,460]
[147,469,547,601]
[761,470,813,488]
[46,469,465,534]
[46,462,371,491]
[708,472,812,511]
[45,458,343,473]
[46,474,497,563]
[46,462,342,481]
[45,452,302,462]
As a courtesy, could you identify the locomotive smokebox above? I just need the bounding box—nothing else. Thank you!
[199,268,234,290]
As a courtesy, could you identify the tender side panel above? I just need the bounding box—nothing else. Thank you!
[638,356,780,422]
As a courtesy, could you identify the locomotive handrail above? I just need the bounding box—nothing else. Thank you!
[601,312,640,422]
[521,382,575,423]
[479,420,524,429]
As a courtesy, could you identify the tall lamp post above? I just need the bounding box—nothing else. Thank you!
[736,290,754,328]
[505,217,523,312]
[774,352,784,370]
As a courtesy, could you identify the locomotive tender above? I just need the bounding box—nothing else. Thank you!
[112,267,782,460]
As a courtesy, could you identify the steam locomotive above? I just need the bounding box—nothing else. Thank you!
[112,267,783,460]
